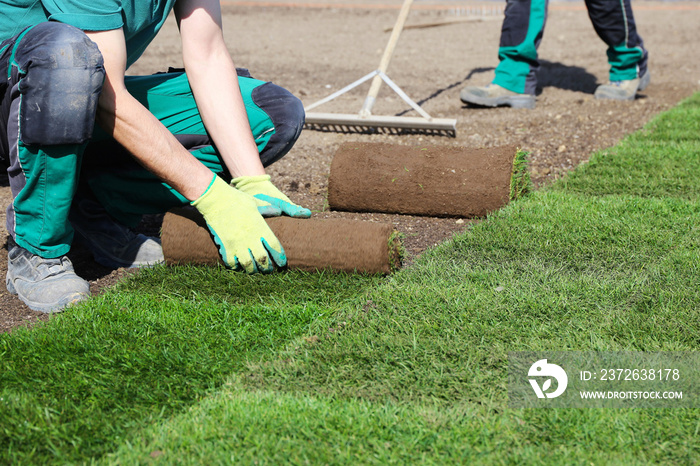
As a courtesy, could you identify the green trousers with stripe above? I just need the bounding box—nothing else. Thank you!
[84,70,297,228]
[493,0,648,95]
[1,22,304,259]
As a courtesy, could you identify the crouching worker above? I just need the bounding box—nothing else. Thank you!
[0,0,310,313]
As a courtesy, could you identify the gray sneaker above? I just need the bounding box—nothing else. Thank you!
[6,238,90,313]
[70,198,164,269]
[594,70,651,101]
[460,83,536,109]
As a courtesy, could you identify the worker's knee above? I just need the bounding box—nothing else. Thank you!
[252,82,305,167]
[14,22,105,146]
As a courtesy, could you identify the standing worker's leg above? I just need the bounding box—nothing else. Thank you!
[460,0,547,109]
[76,69,304,244]
[0,23,104,312]
[586,0,649,100]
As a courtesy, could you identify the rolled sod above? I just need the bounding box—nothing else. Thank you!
[161,207,403,274]
[327,143,530,217]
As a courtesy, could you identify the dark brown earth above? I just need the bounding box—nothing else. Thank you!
[2,0,699,331]
[163,208,401,274]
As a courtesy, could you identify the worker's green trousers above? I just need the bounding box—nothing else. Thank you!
[493,0,648,95]
[82,71,299,229]
[1,23,304,259]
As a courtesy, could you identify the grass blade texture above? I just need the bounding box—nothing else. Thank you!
[0,269,382,463]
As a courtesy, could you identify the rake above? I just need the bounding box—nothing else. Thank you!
[303,0,457,136]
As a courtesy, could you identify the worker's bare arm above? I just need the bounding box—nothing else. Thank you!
[174,0,266,179]
[85,28,214,201]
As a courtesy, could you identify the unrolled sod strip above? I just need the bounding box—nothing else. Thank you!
[328,143,530,218]
[161,207,403,274]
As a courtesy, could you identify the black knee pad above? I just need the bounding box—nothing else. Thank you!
[16,22,105,146]
[252,82,305,167]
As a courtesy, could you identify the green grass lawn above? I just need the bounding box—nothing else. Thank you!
[2,93,699,464]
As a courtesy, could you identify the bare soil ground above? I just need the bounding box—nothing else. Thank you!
[2,0,699,331]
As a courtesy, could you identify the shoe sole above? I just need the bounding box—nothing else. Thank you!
[460,92,536,109]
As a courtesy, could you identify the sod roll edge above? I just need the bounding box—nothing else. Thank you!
[327,142,529,217]
[161,207,403,274]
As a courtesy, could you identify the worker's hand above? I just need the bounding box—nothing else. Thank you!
[192,175,286,273]
[232,175,312,218]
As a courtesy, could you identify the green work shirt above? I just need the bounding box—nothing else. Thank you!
[0,0,177,68]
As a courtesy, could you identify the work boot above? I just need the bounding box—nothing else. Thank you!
[70,198,164,269]
[594,70,651,101]
[460,83,536,109]
[6,238,90,313]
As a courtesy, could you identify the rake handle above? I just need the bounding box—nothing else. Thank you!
[360,0,414,117]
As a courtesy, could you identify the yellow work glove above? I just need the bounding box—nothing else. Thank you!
[192,175,286,273]
[232,174,311,218]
